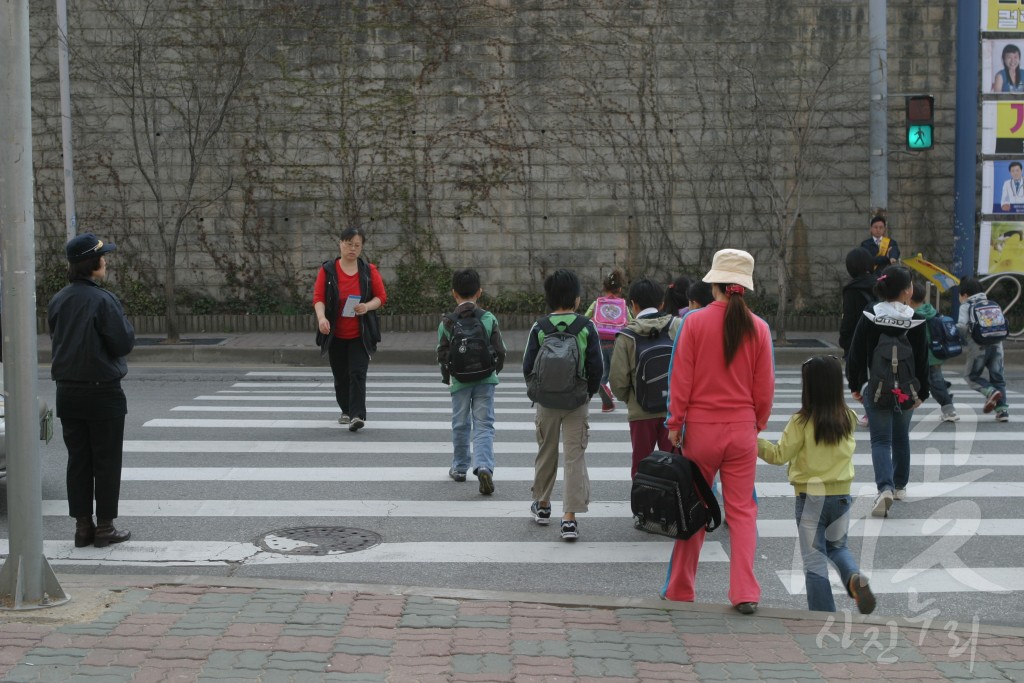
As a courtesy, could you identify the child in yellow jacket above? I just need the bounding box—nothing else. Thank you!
[758,355,876,614]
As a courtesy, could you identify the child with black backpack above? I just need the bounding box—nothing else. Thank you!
[758,355,876,615]
[437,269,507,494]
[957,277,1010,422]
[523,269,603,540]
[608,277,682,477]
[846,265,930,517]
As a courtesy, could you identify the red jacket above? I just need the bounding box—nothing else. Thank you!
[665,301,775,432]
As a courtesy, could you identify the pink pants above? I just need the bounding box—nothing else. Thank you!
[629,417,672,478]
[662,421,760,606]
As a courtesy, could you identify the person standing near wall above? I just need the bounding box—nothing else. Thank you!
[48,233,135,548]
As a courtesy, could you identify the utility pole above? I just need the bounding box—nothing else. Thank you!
[953,0,980,288]
[0,0,69,610]
[57,0,77,241]
[869,0,888,217]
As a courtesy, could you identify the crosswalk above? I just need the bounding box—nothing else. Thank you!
[7,367,1024,619]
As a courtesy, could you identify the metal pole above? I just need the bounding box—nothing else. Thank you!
[0,0,69,610]
[57,0,76,241]
[869,0,888,215]
[952,0,980,294]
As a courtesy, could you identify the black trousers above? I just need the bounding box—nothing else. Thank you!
[62,416,125,520]
[328,337,370,420]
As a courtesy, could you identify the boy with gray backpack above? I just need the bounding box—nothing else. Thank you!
[522,269,603,540]
[957,277,1009,421]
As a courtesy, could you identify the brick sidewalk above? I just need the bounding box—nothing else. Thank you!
[2,577,1022,682]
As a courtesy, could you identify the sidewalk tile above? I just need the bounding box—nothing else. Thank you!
[573,655,635,678]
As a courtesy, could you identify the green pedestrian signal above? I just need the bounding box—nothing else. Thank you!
[905,95,934,150]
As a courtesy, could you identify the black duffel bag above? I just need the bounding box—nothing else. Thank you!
[631,448,722,540]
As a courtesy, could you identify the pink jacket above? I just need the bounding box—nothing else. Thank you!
[665,301,775,432]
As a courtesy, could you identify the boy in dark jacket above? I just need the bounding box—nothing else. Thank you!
[839,247,878,358]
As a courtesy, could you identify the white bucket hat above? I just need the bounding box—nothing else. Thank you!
[702,249,755,292]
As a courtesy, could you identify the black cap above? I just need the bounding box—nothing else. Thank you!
[66,233,116,263]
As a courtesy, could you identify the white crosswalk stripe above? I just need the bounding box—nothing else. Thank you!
[25,368,1024,614]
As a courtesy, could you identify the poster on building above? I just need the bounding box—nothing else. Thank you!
[984,39,1024,93]
[983,160,1024,214]
[979,221,1024,274]
[983,0,1024,31]
[982,101,1024,153]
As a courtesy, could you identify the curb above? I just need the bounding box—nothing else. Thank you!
[41,573,1024,637]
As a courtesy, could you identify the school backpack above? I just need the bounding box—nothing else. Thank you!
[969,299,1009,346]
[445,308,495,383]
[592,296,629,341]
[526,315,589,410]
[619,318,674,413]
[866,332,920,411]
[631,449,721,540]
[927,315,962,360]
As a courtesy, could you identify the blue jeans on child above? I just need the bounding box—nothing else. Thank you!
[927,365,953,408]
[964,345,1007,407]
[862,399,914,493]
[795,493,859,612]
[450,382,496,475]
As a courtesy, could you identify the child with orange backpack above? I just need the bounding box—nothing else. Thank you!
[585,268,631,412]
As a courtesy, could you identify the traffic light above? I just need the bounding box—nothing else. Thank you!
[906,95,934,150]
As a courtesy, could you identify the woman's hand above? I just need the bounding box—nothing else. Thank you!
[667,429,681,447]
[354,303,368,315]
[851,390,862,401]
[318,318,331,335]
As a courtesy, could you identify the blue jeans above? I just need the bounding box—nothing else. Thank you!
[964,345,1007,407]
[795,493,859,612]
[451,383,496,474]
[927,365,953,408]
[863,398,914,492]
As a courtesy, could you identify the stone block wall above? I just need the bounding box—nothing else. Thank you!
[27,0,959,311]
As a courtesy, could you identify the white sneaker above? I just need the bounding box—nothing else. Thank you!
[894,488,907,501]
[858,414,869,428]
[941,411,960,423]
[338,414,351,425]
[871,490,893,517]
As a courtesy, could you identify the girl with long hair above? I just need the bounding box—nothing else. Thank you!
[758,355,876,614]
[662,249,775,614]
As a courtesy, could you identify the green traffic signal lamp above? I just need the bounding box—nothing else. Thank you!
[906,95,934,150]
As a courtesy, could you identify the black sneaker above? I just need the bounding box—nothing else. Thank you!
[734,602,758,615]
[477,470,494,495]
[530,501,551,525]
[560,519,579,540]
[849,573,876,614]
[448,468,467,482]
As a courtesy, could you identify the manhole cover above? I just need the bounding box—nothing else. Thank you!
[258,526,382,556]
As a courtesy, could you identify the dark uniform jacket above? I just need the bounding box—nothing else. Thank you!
[48,278,135,383]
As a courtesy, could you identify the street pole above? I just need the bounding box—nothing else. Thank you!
[57,0,77,241]
[952,0,980,291]
[869,0,888,216]
[0,0,69,610]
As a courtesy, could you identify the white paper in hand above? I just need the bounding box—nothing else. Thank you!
[341,295,361,317]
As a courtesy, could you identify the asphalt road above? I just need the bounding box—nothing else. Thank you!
[2,362,1023,628]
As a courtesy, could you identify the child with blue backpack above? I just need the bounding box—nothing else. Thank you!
[910,282,959,422]
[957,277,1009,422]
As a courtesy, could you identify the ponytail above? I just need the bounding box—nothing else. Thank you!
[720,284,755,366]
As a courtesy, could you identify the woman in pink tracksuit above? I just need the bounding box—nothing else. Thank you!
[663,249,775,614]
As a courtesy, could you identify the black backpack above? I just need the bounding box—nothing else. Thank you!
[620,318,674,413]
[867,332,920,411]
[445,308,496,383]
[631,449,721,539]
[526,315,589,410]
